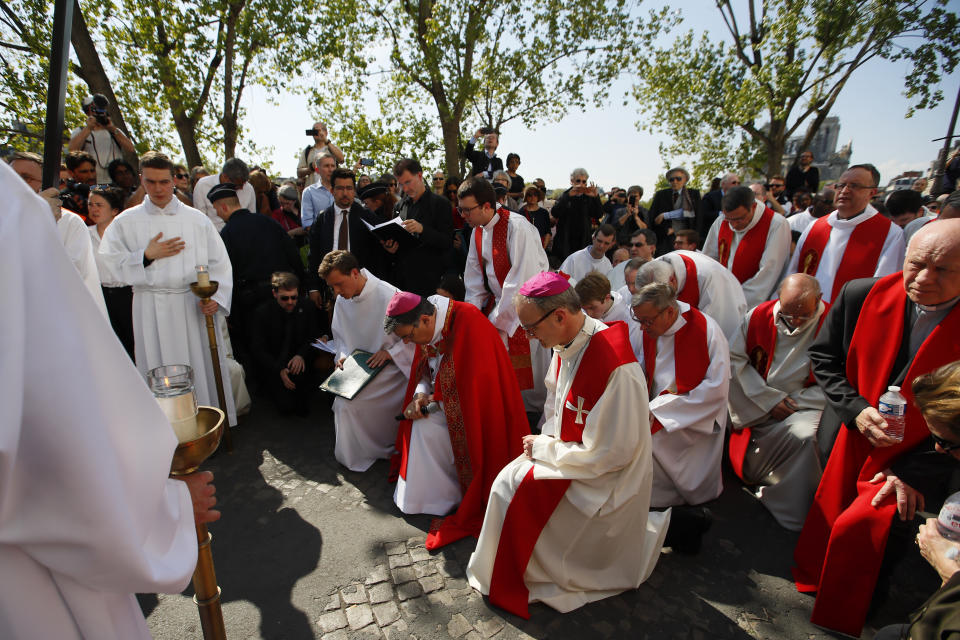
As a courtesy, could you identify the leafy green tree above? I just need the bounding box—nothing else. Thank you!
[633,0,960,184]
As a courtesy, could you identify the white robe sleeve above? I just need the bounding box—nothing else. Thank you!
[58,211,108,319]
[740,215,791,308]
[727,310,786,429]
[875,223,906,277]
[463,228,486,311]
[99,215,149,286]
[540,352,559,438]
[703,217,721,260]
[487,219,548,334]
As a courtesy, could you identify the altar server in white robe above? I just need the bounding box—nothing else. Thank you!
[99,151,237,425]
[0,160,218,640]
[727,274,828,530]
[575,272,631,325]
[635,251,747,339]
[461,176,551,412]
[320,250,414,471]
[629,282,730,507]
[467,272,669,618]
[557,223,616,281]
[704,186,791,308]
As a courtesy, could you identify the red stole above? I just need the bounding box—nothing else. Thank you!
[487,322,635,619]
[642,307,710,434]
[390,301,530,550]
[474,209,534,390]
[676,254,700,307]
[796,213,891,302]
[728,300,829,479]
[717,206,774,284]
[792,273,960,636]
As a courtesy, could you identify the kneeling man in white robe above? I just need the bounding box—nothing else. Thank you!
[320,250,414,471]
[467,272,669,618]
[727,273,828,530]
[628,282,730,507]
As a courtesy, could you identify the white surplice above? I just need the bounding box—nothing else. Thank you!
[599,289,632,325]
[558,246,612,282]
[658,250,748,339]
[58,209,108,318]
[788,209,816,233]
[0,162,197,640]
[464,211,551,411]
[99,195,237,425]
[606,260,628,291]
[629,301,730,507]
[467,315,669,613]
[703,201,792,307]
[727,301,827,530]
[785,205,905,303]
[394,296,462,515]
[330,270,415,471]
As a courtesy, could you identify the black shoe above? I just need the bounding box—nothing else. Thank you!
[663,506,713,555]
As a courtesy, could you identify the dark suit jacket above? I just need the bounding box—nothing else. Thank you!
[698,189,723,239]
[462,139,503,178]
[306,202,386,290]
[248,299,319,379]
[390,190,454,296]
[648,187,702,256]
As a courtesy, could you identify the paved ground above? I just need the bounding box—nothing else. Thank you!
[143,393,940,640]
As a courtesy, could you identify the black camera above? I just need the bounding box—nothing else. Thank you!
[59,179,90,212]
[84,94,111,126]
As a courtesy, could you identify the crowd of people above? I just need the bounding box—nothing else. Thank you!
[4,96,960,639]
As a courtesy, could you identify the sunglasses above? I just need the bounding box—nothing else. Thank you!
[932,433,960,453]
[668,176,684,182]
[630,242,646,247]
[175,173,189,179]
[279,295,298,302]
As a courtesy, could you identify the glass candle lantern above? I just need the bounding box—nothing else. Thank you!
[147,364,201,442]
[196,265,211,287]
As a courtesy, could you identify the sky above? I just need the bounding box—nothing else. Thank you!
[240,1,960,193]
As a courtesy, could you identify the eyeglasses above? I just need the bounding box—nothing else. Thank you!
[279,295,298,301]
[433,176,445,182]
[175,173,189,179]
[932,433,960,453]
[668,176,684,182]
[630,306,667,327]
[572,179,587,185]
[769,182,784,188]
[630,242,647,248]
[458,203,482,216]
[834,182,876,192]
[777,311,815,325]
[520,308,556,335]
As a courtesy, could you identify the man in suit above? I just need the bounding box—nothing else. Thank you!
[463,129,503,179]
[699,172,740,239]
[385,158,454,296]
[307,168,386,308]
[793,219,960,637]
[648,167,702,256]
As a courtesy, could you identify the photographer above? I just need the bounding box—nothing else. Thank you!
[68,94,135,184]
[297,121,344,187]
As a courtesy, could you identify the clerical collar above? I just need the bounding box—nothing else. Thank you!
[557,313,596,354]
[917,295,960,313]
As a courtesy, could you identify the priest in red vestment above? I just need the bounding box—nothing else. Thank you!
[794,219,960,636]
[385,291,529,549]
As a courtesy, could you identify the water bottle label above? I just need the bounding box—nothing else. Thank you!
[939,502,960,535]
[879,401,905,416]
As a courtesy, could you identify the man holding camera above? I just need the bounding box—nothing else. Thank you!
[68,94,136,184]
[463,128,503,179]
[297,122,344,188]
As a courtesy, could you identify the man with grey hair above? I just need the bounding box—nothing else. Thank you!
[704,185,792,307]
[699,172,740,236]
[727,273,829,530]
[628,282,730,507]
[193,157,257,230]
[550,167,602,259]
[635,249,746,339]
[649,166,702,256]
[492,169,520,211]
[467,271,669,617]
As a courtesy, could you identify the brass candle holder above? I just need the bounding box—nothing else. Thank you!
[171,406,227,640]
[189,271,233,452]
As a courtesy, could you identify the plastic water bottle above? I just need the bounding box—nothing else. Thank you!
[937,491,960,541]
[878,386,907,442]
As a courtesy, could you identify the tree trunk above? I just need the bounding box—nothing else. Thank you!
[69,0,139,167]
[765,119,787,178]
[440,117,462,180]
[171,111,203,168]
[221,2,243,159]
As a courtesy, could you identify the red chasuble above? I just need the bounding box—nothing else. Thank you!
[487,322,635,619]
[641,307,711,434]
[796,213,891,302]
[390,301,530,550]
[792,273,960,636]
[474,208,534,389]
[676,254,700,307]
[717,206,775,284]
[727,300,829,480]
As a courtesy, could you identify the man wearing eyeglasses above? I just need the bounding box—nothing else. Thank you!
[793,220,960,636]
[627,282,730,508]
[787,164,905,303]
[649,167,702,256]
[606,228,655,290]
[727,274,829,531]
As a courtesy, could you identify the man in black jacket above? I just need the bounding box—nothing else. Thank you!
[463,129,503,179]
[385,158,454,296]
[550,167,602,260]
[648,167,702,256]
[249,272,321,415]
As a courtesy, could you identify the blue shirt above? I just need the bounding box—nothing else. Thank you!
[300,183,333,228]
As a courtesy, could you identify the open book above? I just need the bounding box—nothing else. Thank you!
[319,349,387,400]
[361,216,418,250]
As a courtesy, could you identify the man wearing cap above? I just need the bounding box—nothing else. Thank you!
[211,182,303,359]
[466,271,669,618]
[460,176,550,411]
[384,289,529,549]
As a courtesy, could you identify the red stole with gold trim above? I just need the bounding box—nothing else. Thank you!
[676,254,700,307]
[717,206,774,284]
[796,213,891,301]
[474,208,534,390]
[792,273,960,636]
[487,321,635,619]
[642,307,710,434]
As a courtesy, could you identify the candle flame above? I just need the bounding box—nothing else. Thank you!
[163,376,169,386]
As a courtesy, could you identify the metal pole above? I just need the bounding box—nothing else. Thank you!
[42,0,74,190]
[202,311,234,452]
[932,82,960,196]
[192,523,227,640]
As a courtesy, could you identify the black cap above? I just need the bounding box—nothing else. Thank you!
[358,182,389,200]
[493,184,508,197]
[207,182,238,204]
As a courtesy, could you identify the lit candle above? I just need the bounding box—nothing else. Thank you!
[196,265,211,287]
[147,365,201,442]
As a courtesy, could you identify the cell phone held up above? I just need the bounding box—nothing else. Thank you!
[359,158,375,167]
[306,129,318,136]
[479,126,494,135]
[628,194,637,206]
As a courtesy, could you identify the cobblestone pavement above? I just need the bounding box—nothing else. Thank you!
[143,395,939,640]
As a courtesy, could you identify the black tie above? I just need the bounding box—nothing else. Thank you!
[338,209,348,249]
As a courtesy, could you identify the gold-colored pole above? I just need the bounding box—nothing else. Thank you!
[192,522,226,640]
[189,280,233,452]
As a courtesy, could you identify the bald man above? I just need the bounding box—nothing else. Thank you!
[727,274,829,530]
[794,220,960,636]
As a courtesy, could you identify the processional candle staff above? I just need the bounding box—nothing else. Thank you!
[149,366,228,640]
[190,265,233,451]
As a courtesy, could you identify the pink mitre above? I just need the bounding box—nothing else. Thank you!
[387,291,422,316]
[519,271,571,298]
